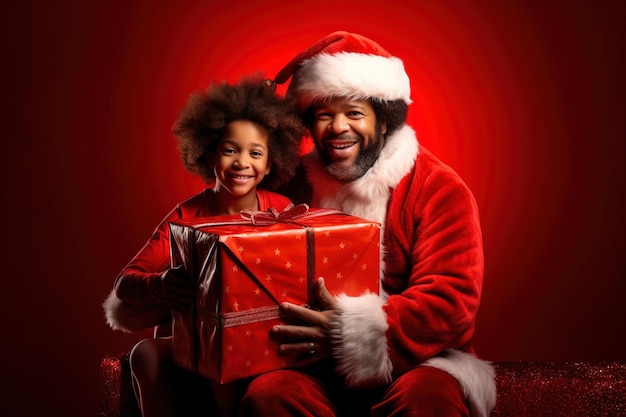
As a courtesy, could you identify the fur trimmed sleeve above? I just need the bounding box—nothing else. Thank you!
[103,290,170,333]
[331,292,392,387]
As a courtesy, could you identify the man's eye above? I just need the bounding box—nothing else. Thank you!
[315,113,331,121]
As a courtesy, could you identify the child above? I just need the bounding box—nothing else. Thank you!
[103,73,304,417]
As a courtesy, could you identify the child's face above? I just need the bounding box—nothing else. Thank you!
[213,120,271,198]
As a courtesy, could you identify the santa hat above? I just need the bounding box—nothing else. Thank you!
[275,31,412,111]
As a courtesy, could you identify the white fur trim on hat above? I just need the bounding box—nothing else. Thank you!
[288,52,412,110]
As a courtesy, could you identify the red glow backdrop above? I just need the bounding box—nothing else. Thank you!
[1,1,624,415]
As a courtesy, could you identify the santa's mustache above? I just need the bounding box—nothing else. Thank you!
[323,133,360,141]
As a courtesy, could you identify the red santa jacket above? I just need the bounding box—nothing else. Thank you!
[300,125,496,417]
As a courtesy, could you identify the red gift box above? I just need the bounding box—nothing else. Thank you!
[169,205,380,383]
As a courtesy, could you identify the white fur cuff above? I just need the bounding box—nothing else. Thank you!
[422,349,497,417]
[102,290,170,333]
[331,292,392,387]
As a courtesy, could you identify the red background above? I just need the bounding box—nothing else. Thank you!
[1,1,624,415]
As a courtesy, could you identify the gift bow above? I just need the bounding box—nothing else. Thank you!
[190,204,343,230]
[240,203,342,226]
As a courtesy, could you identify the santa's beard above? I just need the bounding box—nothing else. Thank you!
[318,125,385,182]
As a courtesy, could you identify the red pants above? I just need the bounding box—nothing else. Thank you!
[240,362,469,417]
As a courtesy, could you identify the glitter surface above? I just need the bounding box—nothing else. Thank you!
[98,356,626,416]
[492,361,626,416]
[99,355,122,417]
[99,353,142,417]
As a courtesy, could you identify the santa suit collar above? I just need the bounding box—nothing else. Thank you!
[303,125,419,226]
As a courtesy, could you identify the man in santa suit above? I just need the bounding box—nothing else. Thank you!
[239,31,497,417]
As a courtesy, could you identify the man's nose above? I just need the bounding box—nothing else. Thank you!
[328,114,350,133]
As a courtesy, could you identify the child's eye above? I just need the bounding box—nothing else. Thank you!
[221,148,236,155]
[250,150,264,158]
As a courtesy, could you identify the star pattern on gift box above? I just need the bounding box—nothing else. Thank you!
[223,232,316,309]
[217,322,295,381]
[172,213,381,383]
[219,220,382,312]
[312,226,382,297]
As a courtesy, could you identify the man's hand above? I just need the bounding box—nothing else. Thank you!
[270,277,338,364]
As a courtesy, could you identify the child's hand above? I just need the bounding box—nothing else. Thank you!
[156,265,195,313]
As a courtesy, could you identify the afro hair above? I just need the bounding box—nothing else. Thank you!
[172,73,305,190]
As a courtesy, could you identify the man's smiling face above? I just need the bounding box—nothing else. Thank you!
[311,97,387,182]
